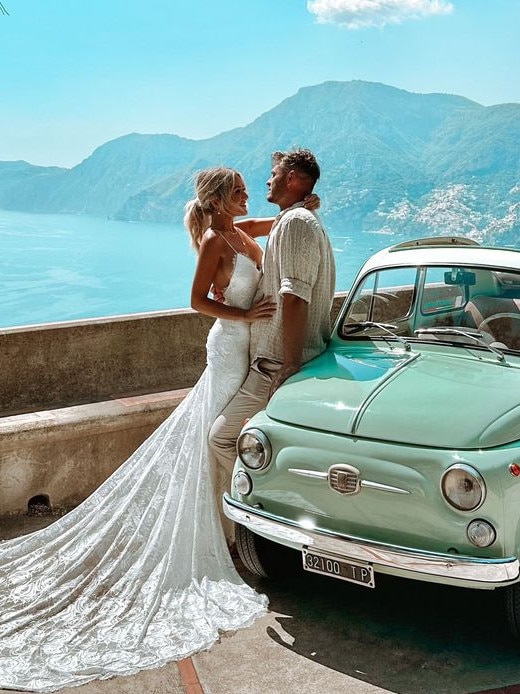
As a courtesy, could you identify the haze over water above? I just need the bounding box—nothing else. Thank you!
[0,209,394,329]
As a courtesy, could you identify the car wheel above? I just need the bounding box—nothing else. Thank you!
[235,523,299,578]
[505,583,520,638]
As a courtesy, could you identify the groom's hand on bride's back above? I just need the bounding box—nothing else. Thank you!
[244,295,276,322]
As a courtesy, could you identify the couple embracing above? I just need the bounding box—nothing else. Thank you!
[0,148,335,692]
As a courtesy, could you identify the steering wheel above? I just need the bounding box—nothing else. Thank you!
[479,313,520,349]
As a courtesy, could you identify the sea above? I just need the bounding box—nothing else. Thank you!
[0,208,405,329]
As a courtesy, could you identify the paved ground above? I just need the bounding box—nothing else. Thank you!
[3,513,520,694]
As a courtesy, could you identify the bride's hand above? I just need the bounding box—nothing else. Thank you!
[210,284,225,303]
[303,193,320,210]
[244,296,276,322]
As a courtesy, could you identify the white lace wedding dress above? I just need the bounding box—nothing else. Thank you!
[0,252,268,693]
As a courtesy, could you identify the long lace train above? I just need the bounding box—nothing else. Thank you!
[0,253,267,692]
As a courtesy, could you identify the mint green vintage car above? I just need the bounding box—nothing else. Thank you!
[223,236,520,636]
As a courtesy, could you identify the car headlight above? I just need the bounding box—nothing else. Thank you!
[237,428,271,470]
[441,464,486,511]
[233,470,253,495]
[467,519,496,548]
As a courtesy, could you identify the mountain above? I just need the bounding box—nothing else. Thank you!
[1,81,519,244]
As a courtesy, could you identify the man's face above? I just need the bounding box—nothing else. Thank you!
[266,164,289,206]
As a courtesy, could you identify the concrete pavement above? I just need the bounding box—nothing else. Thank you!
[0,513,389,694]
[3,513,520,694]
[0,612,390,694]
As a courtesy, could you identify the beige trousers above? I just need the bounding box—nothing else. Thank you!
[208,357,281,541]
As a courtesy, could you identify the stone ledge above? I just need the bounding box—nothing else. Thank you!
[0,389,189,518]
[0,389,190,444]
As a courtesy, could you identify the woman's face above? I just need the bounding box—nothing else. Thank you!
[230,174,248,216]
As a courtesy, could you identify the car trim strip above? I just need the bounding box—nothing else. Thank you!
[361,480,410,494]
[351,352,420,435]
[288,468,410,495]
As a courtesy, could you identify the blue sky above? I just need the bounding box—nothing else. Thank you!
[1,0,519,168]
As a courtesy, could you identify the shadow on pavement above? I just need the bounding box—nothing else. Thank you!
[240,556,520,694]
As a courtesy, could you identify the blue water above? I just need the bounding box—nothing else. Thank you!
[0,209,397,329]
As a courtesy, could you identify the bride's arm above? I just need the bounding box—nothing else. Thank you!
[236,193,321,238]
[235,217,275,238]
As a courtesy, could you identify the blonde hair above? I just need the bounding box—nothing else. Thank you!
[184,167,239,250]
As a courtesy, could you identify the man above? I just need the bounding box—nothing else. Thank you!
[209,148,336,523]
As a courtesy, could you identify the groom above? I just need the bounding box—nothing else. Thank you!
[209,148,336,524]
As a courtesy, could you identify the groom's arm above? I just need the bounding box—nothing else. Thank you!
[269,293,308,397]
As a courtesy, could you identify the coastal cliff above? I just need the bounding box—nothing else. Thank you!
[0,80,518,243]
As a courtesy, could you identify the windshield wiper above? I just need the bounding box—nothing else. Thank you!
[414,327,507,363]
[344,321,411,351]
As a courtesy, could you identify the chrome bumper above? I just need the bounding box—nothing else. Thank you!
[223,494,520,588]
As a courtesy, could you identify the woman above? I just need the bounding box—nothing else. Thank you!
[0,167,312,693]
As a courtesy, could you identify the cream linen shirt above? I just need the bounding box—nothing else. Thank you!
[249,202,336,364]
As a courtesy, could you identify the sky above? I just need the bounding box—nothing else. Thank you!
[1,0,519,168]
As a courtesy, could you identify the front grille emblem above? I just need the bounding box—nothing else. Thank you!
[328,464,361,495]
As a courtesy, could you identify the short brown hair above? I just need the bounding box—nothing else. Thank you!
[271,148,320,184]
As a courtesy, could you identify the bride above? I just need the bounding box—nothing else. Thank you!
[0,167,312,693]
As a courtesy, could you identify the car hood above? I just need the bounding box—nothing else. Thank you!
[266,344,520,448]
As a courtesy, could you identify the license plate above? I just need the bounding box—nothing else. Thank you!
[302,548,375,588]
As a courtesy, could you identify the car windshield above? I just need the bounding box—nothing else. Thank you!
[339,265,520,353]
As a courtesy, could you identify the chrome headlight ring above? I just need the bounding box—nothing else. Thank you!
[233,470,253,496]
[467,519,496,548]
[236,428,272,471]
[441,463,486,512]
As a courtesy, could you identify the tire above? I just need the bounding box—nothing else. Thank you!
[505,583,520,639]
[235,523,300,579]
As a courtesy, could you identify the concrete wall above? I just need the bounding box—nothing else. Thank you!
[0,310,214,416]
